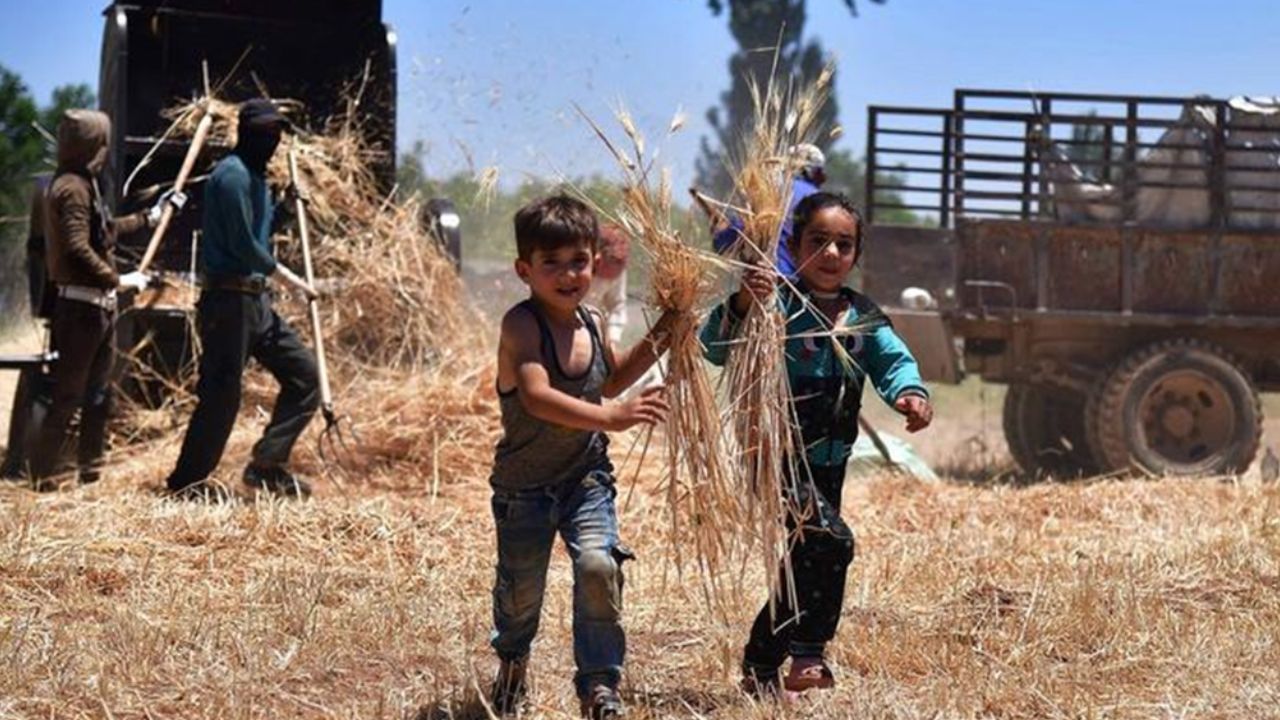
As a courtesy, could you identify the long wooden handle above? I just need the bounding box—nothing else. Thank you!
[288,149,333,410]
[137,109,214,274]
[688,187,725,223]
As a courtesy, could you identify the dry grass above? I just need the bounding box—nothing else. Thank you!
[2,460,1278,718]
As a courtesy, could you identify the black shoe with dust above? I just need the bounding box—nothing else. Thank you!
[243,465,312,499]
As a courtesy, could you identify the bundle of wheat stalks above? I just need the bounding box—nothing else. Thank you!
[717,61,837,608]
[141,93,496,486]
[577,105,741,603]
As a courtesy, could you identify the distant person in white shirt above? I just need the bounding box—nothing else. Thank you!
[586,223,630,345]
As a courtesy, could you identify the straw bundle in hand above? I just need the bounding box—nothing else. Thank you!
[718,61,836,609]
[577,105,740,601]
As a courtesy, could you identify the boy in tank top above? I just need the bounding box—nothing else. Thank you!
[489,194,675,718]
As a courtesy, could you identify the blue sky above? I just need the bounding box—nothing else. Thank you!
[3,1,1278,190]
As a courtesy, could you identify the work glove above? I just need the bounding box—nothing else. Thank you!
[118,270,152,293]
[146,189,189,227]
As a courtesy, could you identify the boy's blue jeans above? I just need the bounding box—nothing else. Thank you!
[490,469,628,698]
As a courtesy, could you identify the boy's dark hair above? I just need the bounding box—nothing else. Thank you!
[789,191,865,262]
[514,194,600,261]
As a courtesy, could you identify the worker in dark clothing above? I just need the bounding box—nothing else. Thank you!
[32,109,182,490]
[164,99,320,502]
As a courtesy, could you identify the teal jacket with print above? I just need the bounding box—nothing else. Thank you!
[700,284,928,469]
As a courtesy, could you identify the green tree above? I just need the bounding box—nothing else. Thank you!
[824,147,920,224]
[0,67,97,326]
[41,83,95,135]
[1,67,43,221]
[694,0,884,195]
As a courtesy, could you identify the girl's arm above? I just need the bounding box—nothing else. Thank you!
[699,263,775,367]
[861,320,933,432]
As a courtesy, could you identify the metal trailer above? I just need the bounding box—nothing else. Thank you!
[862,89,1280,478]
[3,0,459,476]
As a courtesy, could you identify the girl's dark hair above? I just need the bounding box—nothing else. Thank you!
[514,194,600,261]
[789,191,865,262]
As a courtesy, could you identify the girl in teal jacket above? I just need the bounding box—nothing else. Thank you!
[701,191,933,695]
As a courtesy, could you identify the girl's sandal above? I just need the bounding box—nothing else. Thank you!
[783,659,835,692]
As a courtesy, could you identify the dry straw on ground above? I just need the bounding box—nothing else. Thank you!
[3,465,1277,718]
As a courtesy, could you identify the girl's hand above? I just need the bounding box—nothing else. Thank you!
[895,394,933,433]
[731,263,776,316]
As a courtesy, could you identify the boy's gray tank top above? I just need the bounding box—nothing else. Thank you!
[490,300,612,491]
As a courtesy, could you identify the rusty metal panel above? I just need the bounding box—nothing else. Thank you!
[862,226,955,308]
[1046,226,1122,311]
[958,220,1037,310]
[1132,232,1211,314]
[1218,234,1280,316]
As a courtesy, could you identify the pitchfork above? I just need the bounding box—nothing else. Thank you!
[288,148,358,468]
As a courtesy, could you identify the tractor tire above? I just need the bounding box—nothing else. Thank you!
[1002,383,1099,478]
[1091,339,1262,476]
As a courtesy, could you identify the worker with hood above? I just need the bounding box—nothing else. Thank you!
[164,98,320,502]
[31,108,184,489]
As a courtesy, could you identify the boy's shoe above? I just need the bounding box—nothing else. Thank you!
[167,480,234,503]
[579,684,624,719]
[243,465,312,499]
[783,656,835,692]
[491,656,528,716]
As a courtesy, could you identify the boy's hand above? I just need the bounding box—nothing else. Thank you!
[895,394,933,432]
[606,386,669,431]
[731,263,775,315]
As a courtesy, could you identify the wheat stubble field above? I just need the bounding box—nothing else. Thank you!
[1,358,1278,719]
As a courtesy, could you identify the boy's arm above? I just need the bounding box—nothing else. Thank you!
[504,308,666,431]
[601,308,676,398]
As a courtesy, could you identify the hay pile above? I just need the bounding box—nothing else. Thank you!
[124,93,497,489]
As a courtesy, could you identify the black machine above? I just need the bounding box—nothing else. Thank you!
[3,0,459,476]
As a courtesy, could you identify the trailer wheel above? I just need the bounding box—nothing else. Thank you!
[1002,384,1099,478]
[1092,339,1262,476]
